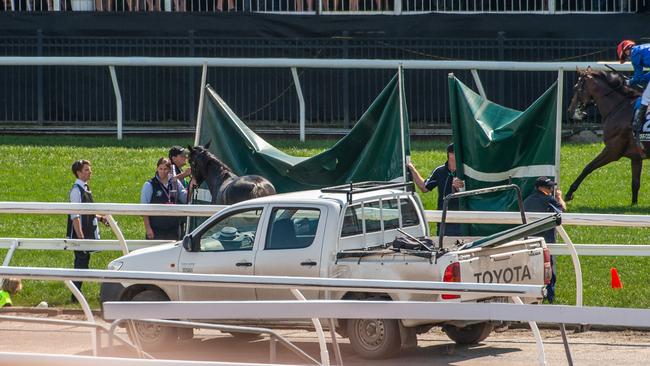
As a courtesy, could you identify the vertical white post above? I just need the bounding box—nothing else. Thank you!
[512,296,546,366]
[290,289,330,366]
[194,63,208,146]
[291,67,306,142]
[108,66,123,141]
[555,69,564,185]
[105,215,129,255]
[548,0,555,14]
[557,225,583,307]
[394,0,402,14]
[53,0,60,10]
[398,65,407,183]
[470,69,487,100]
[65,280,98,356]
[165,0,172,10]
[2,240,19,267]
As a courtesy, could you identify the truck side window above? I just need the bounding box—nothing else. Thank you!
[341,205,362,237]
[265,208,321,250]
[199,208,263,252]
[400,198,420,227]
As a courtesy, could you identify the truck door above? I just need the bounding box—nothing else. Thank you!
[254,206,326,300]
[178,206,265,301]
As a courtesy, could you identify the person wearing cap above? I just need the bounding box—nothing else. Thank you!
[617,40,650,151]
[524,176,566,303]
[169,146,192,189]
[407,143,464,236]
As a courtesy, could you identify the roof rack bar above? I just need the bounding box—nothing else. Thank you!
[321,181,414,204]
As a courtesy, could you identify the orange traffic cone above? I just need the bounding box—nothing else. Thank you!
[611,268,623,289]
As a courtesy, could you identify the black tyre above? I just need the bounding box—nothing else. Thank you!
[127,290,178,350]
[443,322,494,345]
[347,318,401,359]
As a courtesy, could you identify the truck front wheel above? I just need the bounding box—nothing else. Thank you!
[443,322,494,345]
[347,318,401,359]
[127,290,180,350]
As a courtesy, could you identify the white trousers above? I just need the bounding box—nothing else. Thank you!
[642,84,650,106]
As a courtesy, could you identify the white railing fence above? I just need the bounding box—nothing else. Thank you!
[0,57,635,140]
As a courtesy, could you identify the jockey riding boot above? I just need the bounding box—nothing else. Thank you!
[632,104,648,157]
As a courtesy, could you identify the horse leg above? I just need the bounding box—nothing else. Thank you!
[565,147,621,201]
[631,158,643,205]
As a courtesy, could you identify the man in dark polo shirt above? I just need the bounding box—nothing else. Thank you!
[407,143,465,236]
[524,176,566,303]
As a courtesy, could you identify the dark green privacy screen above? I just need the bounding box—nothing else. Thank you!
[448,75,558,235]
[196,71,410,194]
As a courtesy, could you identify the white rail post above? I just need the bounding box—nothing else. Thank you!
[108,66,123,141]
[291,289,329,366]
[2,239,19,267]
[65,280,98,356]
[556,225,583,306]
[290,67,306,142]
[512,296,546,366]
[105,215,129,255]
[470,69,487,99]
[194,63,208,146]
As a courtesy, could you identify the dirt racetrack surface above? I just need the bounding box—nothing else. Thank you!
[1,309,649,365]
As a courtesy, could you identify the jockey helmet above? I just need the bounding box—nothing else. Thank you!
[617,40,635,63]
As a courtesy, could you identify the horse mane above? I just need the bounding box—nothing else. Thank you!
[590,70,642,99]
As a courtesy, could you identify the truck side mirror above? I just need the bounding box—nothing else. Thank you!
[182,234,198,252]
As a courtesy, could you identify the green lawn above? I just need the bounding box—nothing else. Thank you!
[1,135,649,309]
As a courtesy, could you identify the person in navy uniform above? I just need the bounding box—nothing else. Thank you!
[67,159,106,301]
[140,157,188,240]
[523,176,566,303]
[407,143,465,236]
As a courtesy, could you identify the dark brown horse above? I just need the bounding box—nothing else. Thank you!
[188,142,276,205]
[566,68,643,204]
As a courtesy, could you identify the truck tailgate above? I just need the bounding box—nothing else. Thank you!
[456,238,546,302]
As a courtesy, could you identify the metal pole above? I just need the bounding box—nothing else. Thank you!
[512,296,546,366]
[328,319,343,366]
[105,215,129,255]
[2,240,19,267]
[398,66,407,184]
[556,225,583,307]
[470,69,487,100]
[555,69,564,185]
[291,289,330,366]
[36,30,44,125]
[291,67,306,142]
[65,280,98,357]
[108,66,123,141]
[194,63,208,146]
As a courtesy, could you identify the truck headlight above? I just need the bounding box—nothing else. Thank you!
[107,260,123,271]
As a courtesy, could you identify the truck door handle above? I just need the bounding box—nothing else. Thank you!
[300,261,317,266]
[236,261,253,267]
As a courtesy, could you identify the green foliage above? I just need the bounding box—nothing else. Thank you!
[1,136,648,308]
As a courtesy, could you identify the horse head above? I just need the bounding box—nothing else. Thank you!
[187,142,234,186]
[568,68,640,122]
[568,68,593,121]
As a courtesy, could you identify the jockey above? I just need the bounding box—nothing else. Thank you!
[618,40,650,147]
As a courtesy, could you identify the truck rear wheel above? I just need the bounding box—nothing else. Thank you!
[443,322,494,345]
[127,290,180,350]
[347,318,401,359]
